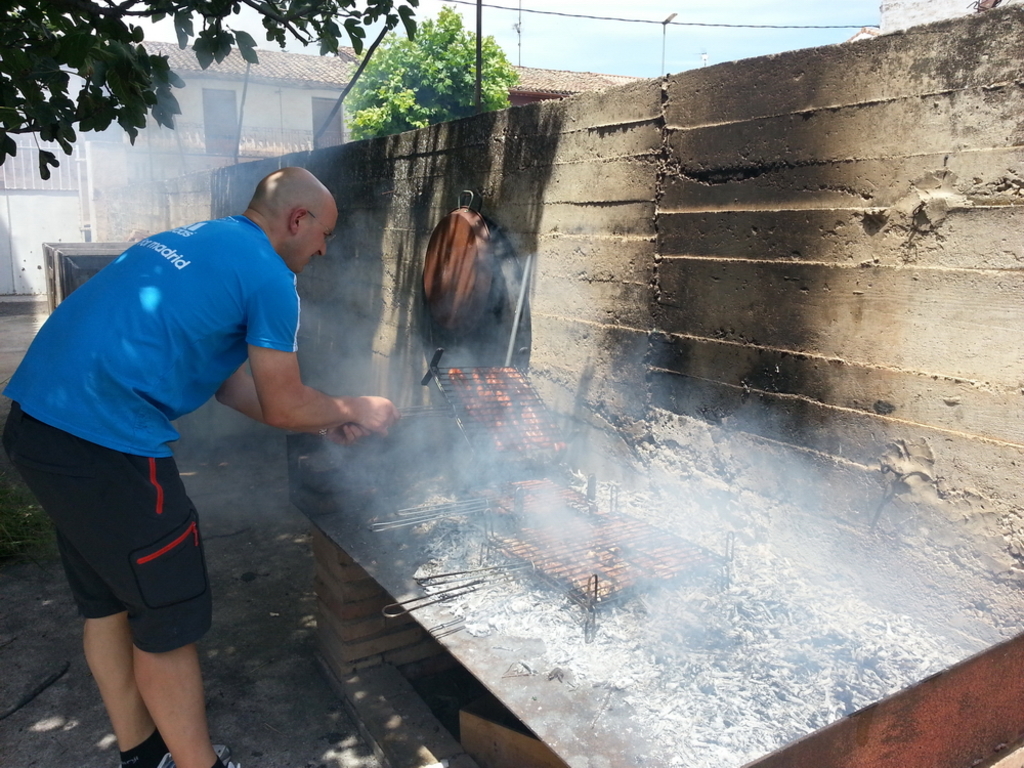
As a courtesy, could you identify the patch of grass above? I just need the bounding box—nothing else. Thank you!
[0,468,55,564]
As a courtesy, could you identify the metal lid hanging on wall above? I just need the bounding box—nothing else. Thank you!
[422,190,495,331]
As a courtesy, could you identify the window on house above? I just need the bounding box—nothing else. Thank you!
[202,88,238,155]
[312,97,344,149]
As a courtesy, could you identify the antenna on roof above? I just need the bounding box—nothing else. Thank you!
[513,1,522,66]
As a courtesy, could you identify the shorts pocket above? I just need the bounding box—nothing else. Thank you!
[130,510,208,608]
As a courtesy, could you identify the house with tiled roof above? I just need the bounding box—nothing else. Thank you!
[89,42,637,189]
[127,41,357,171]
[150,40,359,87]
[333,46,638,107]
[65,41,365,244]
[509,66,639,105]
[0,41,638,292]
[0,42,362,292]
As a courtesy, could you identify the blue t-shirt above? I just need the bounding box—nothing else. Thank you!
[4,216,299,457]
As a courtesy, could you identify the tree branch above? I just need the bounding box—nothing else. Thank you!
[237,0,311,44]
[109,0,148,13]
[44,0,156,18]
[43,0,122,18]
[314,22,390,142]
[238,0,360,29]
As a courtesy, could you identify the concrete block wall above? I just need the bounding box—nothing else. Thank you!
[649,7,1024,573]
[97,167,216,240]
[200,9,1024,581]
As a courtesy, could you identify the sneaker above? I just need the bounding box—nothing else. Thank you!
[156,744,232,768]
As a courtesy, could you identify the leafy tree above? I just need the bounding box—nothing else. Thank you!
[347,6,518,140]
[2,1,419,178]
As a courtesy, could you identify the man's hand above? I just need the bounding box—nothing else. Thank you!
[322,423,371,445]
[323,398,400,445]
[348,396,400,436]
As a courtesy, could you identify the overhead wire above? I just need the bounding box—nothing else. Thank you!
[439,0,875,30]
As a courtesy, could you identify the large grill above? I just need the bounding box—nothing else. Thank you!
[410,356,723,619]
[290,348,1024,768]
[421,350,566,459]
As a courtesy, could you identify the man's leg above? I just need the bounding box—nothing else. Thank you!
[84,614,218,768]
[134,641,217,768]
[6,410,219,767]
[82,612,156,750]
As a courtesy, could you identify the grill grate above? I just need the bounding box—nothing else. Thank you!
[429,366,566,458]
[487,479,724,606]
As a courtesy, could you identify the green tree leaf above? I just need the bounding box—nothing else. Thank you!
[37,149,58,181]
[192,35,215,69]
[398,5,417,39]
[234,30,260,64]
[0,132,17,163]
[348,6,518,140]
[57,31,95,69]
[174,12,194,49]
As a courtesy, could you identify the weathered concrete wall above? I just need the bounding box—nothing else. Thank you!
[650,7,1024,576]
[97,167,216,241]
[193,9,1024,581]
[205,86,664,423]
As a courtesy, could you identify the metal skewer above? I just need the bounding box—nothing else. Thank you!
[384,562,534,618]
[396,498,490,517]
[382,579,487,618]
[416,562,534,586]
[370,499,490,532]
[398,404,455,417]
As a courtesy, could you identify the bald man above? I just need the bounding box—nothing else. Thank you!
[3,167,398,768]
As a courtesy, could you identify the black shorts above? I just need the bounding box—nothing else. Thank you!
[2,402,211,653]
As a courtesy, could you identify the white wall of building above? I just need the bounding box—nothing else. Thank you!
[0,191,82,295]
[171,74,340,131]
[104,73,347,196]
[881,0,1024,32]
[0,59,348,295]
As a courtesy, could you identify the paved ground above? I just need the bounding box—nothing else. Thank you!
[0,298,382,768]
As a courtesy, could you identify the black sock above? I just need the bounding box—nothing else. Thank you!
[211,758,227,768]
[120,729,169,768]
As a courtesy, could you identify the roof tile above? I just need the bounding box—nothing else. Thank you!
[146,39,637,96]
[336,46,636,95]
[144,40,357,88]
[511,65,639,95]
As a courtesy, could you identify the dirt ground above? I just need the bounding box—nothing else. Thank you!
[0,298,382,768]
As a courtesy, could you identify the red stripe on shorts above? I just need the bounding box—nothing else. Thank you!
[148,457,165,515]
[135,521,198,565]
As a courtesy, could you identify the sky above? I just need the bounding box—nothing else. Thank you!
[138,0,882,79]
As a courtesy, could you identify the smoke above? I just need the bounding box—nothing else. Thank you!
[286,211,1024,767]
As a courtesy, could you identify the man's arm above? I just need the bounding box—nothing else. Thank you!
[215,345,398,436]
[215,364,266,422]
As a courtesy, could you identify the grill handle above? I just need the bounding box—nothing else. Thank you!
[421,347,445,386]
[504,253,533,367]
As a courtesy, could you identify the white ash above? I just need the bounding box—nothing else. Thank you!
[401,481,986,768]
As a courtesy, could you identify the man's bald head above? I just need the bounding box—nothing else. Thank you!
[243,167,338,274]
[247,166,331,218]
